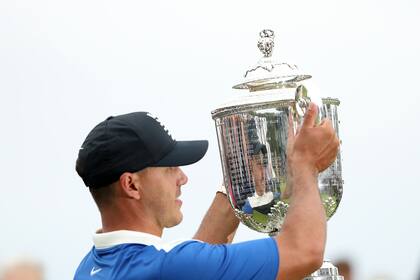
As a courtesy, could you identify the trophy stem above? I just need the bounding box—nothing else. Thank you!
[302,261,344,280]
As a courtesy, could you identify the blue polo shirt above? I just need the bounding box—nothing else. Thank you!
[74,230,279,280]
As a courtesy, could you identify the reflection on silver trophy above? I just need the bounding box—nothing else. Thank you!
[211,30,344,279]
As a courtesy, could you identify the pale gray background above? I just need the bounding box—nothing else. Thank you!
[1,0,419,279]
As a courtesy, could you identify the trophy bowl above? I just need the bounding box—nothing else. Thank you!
[211,30,343,234]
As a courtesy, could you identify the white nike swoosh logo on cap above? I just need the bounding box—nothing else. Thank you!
[90,267,102,276]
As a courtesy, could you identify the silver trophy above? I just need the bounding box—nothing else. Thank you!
[211,30,344,279]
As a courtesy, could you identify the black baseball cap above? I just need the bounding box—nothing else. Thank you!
[76,112,208,188]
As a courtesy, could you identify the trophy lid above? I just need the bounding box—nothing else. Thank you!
[212,29,319,119]
[233,29,312,91]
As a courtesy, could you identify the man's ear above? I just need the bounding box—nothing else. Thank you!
[119,172,141,200]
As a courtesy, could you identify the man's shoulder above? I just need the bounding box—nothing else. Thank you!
[74,238,278,280]
[73,240,203,279]
[152,238,202,253]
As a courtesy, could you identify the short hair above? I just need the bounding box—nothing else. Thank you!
[89,183,117,210]
[89,169,148,210]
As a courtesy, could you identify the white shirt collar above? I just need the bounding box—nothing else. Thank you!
[93,230,192,252]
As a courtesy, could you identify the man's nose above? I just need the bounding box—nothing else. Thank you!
[177,167,188,186]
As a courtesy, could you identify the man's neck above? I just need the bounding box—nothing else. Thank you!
[99,207,163,237]
[100,224,163,237]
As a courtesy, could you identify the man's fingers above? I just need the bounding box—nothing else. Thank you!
[319,118,331,128]
[288,113,295,140]
[320,119,337,140]
[301,102,318,129]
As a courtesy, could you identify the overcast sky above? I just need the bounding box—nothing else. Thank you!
[1,0,420,279]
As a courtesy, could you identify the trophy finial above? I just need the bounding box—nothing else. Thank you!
[258,29,275,57]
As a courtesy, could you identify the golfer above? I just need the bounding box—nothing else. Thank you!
[74,103,339,280]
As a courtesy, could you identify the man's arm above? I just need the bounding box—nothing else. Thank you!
[193,103,339,279]
[276,165,325,280]
[275,103,339,280]
[193,192,239,244]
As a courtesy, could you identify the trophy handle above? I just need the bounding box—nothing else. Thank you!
[294,85,322,125]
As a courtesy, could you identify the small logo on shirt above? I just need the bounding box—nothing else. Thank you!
[90,267,102,276]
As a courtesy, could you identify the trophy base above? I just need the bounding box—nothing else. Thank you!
[303,261,344,280]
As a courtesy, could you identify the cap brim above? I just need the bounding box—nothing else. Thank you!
[153,140,208,167]
[252,142,267,155]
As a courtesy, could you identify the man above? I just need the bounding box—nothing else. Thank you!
[74,103,339,280]
[242,142,280,215]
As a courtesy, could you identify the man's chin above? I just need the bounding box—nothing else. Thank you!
[166,214,183,228]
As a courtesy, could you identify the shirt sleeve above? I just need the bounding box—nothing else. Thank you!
[160,238,279,280]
